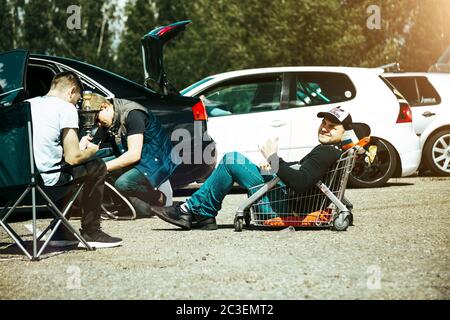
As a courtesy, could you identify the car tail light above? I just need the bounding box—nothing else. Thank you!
[192,100,208,121]
[396,102,413,123]
[157,26,176,37]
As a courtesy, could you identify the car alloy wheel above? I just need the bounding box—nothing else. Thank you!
[424,129,450,176]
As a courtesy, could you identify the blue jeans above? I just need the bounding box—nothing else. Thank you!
[187,152,275,217]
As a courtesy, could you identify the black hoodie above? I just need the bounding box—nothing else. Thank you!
[268,143,343,194]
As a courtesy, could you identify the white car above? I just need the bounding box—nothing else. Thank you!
[383,72,450,176]
[182,67,422,188]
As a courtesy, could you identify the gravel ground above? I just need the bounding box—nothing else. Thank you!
[1,176,449,300]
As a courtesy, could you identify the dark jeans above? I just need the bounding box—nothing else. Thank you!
[56,158,107,234]
[103,156,161,217]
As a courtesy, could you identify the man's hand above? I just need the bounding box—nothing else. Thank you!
[259,162,272,171]
[105,133,143,172]
[62,129,98,165]
[259,138,279,160]
[80,135,99,152]
[79,135,93,151]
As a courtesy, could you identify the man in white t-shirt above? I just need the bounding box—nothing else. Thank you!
[27,71,122,248]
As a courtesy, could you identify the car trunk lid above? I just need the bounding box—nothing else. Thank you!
[0,49,29,106]
[141,20,191,95]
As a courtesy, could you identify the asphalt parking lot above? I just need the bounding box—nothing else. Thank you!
[0,175,449,300]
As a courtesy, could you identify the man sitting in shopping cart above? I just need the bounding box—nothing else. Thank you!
[152,106,353,230]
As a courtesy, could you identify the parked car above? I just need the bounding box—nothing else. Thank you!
[182,66,422,188]
[383,72,450,176]
[0,20,216,190]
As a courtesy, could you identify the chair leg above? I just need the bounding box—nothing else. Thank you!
[0,200,13,219]
[0,187,35,260]
[32,185,38,259]
[0,220,33,260]
[1,186,31,223]
[35,184,93,257]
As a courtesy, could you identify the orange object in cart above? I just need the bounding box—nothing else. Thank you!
[263,209,332,227]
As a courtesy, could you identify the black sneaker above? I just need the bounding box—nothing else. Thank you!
[191,214,218,230]
[151,203,192,230]
[78,229,123,249]
[49,226,79,247]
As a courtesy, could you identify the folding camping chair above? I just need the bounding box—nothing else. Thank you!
[0,102,93,260]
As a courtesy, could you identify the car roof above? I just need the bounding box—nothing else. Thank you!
[383,72,450,78]
[29,54,156,98]
[206,66,384,80]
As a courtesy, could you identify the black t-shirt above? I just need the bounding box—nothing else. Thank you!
[268,144,343,194]
[125,110,149,136]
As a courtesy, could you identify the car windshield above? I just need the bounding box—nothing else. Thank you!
[181,76,215,95]
[0,51,27,105]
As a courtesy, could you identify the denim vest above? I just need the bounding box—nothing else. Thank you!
[112,99,180,188]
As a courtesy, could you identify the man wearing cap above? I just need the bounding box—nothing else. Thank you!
[94,95,179,217]
[152,106,353,230]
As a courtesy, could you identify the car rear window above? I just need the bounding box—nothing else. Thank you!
[291,72,356,107]
[384,76,441,106]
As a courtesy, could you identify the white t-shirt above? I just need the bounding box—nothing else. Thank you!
[27,96,79,186]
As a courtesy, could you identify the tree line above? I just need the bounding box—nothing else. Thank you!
[1,0,449,89]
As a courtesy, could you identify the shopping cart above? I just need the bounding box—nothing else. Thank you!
[234,140,368,232]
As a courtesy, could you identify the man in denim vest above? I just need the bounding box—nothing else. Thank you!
[96,95,179,217]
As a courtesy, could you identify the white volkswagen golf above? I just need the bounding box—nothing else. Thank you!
[383,72,450,176]
[182,67,422,187]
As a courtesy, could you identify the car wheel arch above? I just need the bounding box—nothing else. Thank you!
[421,125,450,174]
[423,125,450,147]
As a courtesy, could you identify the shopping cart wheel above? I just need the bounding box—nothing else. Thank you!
[333,214,350,231]
[234,216,244,232]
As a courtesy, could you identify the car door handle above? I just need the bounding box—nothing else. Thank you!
[422,111,436,117]
[271,120,287,127]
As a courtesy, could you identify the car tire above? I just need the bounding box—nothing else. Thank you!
[423,129,450,176]
[348,137,397,188]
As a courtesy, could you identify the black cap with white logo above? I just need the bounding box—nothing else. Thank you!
[317,106,353,130]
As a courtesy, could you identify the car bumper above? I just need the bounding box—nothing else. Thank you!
[385,125,421,177]
[399,149,422,176]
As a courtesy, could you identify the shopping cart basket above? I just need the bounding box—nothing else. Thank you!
[234,142,367,232]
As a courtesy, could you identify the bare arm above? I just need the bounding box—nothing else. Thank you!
[105,134,143,172]
[62,128,98,165]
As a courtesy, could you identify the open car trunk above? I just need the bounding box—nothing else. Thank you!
[141,20,191,95]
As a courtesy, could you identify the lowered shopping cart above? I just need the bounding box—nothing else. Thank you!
[234,138,369,232]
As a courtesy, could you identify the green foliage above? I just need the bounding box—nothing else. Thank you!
[1,0,448,87]
[400,0,450,71]
[114,0,157,84]
[2,0,117,70]
[0,0,24,52]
